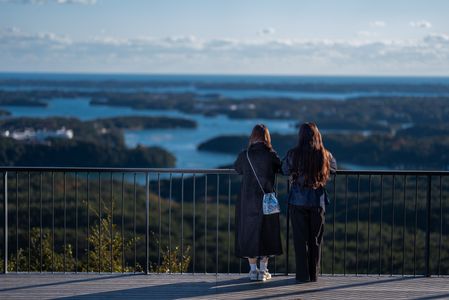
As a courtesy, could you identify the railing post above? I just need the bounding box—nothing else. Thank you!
[425,175,432,277]
[3,172,7,274]
[145,172,150,275]
[285,178,290,276]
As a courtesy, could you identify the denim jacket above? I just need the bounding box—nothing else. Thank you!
[281,150,337,209]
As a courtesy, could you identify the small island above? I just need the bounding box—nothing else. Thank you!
[87,116,197,130]
[0,91,48,107]
[0,109,10,116]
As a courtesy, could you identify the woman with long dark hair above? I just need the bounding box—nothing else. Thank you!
[282,122,337,283]
[234,124,283,281]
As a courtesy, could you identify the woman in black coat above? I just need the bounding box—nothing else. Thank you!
[234,124,283,281]
[282,122,337,283]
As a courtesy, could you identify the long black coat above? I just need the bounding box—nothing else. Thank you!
[234,142,283,258]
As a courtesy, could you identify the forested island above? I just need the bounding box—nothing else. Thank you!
[0,109,10,116]
[0,116,196,131]
[0,136,174,167]
[0,91,48,106]
[0,115,196,167]
[88,116,196,130]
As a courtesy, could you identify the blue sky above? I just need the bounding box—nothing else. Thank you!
[1,0,449,75]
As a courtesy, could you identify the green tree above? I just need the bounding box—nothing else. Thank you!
[150,241,191,273]
[4,227,74,272]
[83,201,141,272]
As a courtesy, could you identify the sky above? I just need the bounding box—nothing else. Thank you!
[1,0,449,75]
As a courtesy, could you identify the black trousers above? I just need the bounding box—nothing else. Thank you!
[290,205,325,282]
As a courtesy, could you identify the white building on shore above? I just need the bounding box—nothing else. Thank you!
[1,127,74,142]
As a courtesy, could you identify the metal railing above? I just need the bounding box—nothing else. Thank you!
[1,167,448,277]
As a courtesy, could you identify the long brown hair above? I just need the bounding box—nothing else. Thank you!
[248,124,272,149]
[291,122,330,188]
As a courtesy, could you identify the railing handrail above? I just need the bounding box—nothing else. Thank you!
[1,166,448,176]
[0,167,237,174]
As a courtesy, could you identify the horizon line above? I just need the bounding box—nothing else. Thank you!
[1,71,449,79]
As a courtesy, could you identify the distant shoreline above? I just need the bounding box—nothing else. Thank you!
[1,72,449,80]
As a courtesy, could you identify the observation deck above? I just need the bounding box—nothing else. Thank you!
[1,167,448,299]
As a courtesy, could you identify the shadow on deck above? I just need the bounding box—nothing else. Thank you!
[1,274,449,300]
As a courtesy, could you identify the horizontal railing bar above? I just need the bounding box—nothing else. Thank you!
[0,167,237,174]
[337,170,449,176]
[0,167,448,176]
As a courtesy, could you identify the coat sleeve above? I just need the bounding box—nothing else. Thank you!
[234,150,245,175]
[271,151,282,173]
[328,151,337,173]
[281,150,292,176]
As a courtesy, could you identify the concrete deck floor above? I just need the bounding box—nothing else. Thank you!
[1,274,448,299]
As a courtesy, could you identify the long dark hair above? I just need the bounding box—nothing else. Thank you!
[291,122,331,188]
[248,124,272,149]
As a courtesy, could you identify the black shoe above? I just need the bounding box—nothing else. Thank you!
[295,278,310,284]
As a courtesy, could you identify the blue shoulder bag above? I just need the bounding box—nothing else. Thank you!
[246,150,280,215]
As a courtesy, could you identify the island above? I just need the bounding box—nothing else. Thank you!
[0,109,10,116]
[87,116,196,130]
[0,91,48,107]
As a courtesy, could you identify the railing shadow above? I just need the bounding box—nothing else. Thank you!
[0,273,141,293]
[34,275,427,300]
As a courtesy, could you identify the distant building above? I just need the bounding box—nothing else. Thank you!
[1,127,74,142]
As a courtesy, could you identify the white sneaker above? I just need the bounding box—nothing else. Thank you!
[258,270,272,281]
[249,269,259,281]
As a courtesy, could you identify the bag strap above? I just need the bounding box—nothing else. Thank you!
[246,149,265,194]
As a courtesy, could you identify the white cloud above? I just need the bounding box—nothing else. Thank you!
[423,33,449,45]
[5,26,21,33]
[258,27,276,36]
[409,20,432,29]
[370,21,386,28]
[1,28,449,75]
[0,0,96,5]
[0,27,72,44]
[357,31,379,38]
